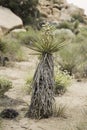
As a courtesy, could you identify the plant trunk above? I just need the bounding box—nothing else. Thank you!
[26,53,54,119]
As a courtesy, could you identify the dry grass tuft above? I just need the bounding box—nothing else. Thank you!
[53,104,67,118]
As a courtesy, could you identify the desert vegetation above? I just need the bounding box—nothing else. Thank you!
[0,77,12,97]
[24,24,72,119]
[0,23,87,129]
[0,0,87,130]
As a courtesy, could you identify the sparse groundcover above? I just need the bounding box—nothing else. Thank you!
[56,26,87,78]
[25,24,71,119]
[16,26,39,46]
[53,104,67,118]
[76,107,87,130]
[0,119,2,130]
[57,43,81,76]
[55,70,71,95]
[0,39,6,52]
[57,20,79,35]
[76,122,87,130]
[72,13,85,23]
[25,75,33,95]
[25,69,71,96]
[0,77,12,97]
[74,28,87,78]
[0,34,26,62]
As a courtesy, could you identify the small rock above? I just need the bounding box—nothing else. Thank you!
[0,6,23,34]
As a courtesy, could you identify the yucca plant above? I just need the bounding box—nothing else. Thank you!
[26,24,70,119]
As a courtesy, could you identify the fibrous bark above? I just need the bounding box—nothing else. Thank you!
[26,53,54,119]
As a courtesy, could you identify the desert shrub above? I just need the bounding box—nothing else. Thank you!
[58,45,82,77]
[57,21,79,34]
[25,69,71,96]
[0,35,25,61]
[54,69,71,95]
[14,26,38,46]
[58,21,73,30]
[15,48,25,62]
[73,28,87,78]
[25,76,33,94]
[57,43,80,76]
[56,26,87,78]
[72,13,85,23]
[0,40,6,52]
[0,77,12,97]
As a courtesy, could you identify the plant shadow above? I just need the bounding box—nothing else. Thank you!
[0,96,27,107]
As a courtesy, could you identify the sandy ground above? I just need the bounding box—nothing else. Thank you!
[0,51,87,130]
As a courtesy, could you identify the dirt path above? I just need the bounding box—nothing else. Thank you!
[0,59,87,130]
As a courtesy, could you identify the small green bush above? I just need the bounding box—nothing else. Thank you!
[14,26,38,46]
[54,26,87,79]
[58,44,80,76]
[58,21,73,30]
[0,35,25,61]
[0,77,12,97]
[57,21,79,34]
[54,70,71,95]
[72,13,85,23]
[0,40,6,52]
[25,76,33,95]
[25,70,71,96]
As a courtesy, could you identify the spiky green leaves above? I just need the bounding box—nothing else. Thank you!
[28,24,70,54]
